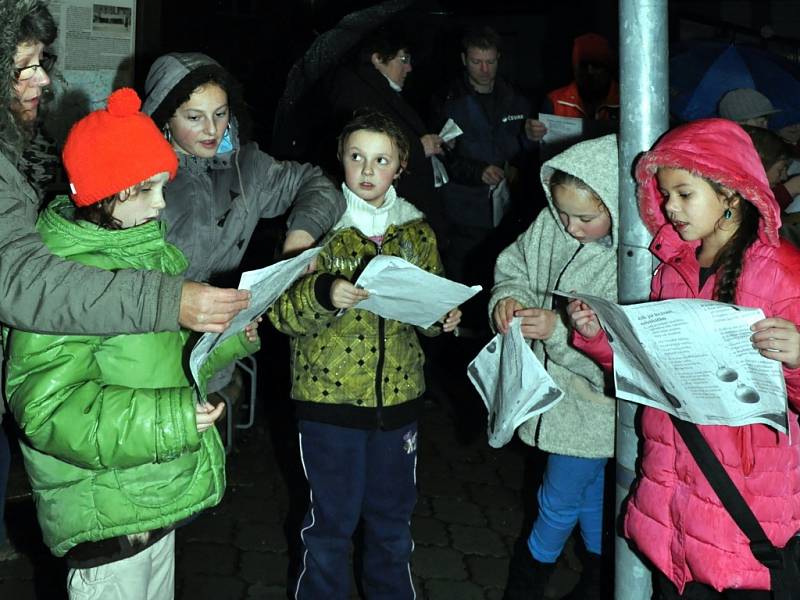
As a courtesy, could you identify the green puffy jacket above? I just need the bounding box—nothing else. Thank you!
[4,197,258,557]
[268,208,443,430]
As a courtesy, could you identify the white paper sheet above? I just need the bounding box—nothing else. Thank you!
[439,118,464,143]
[189,247,323,386]
[538,113,583,160]
[432,156,448,188]
[490,178,511,227]
[467,318,564,448]
[353,255,480,328]
[432,118,464,188]
[555,291,789,433]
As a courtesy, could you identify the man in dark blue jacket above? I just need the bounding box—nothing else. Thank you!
[433,26,536,335]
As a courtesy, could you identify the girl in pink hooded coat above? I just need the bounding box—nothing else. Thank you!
[568,118,800,598]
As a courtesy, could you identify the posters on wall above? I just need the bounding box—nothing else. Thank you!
[46,1,136,142]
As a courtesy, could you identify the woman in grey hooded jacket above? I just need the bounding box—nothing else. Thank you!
[143,52,345,285]
[489,134,619,600]
[142,53,346,394]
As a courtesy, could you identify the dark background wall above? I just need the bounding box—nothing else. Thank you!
[134,0,620,152]
[132,0,800,155]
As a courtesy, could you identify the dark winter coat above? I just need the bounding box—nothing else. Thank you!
[329,65,441,229]
[436,75,533,227]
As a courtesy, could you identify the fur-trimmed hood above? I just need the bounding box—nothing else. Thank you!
[635,118,780,248]
[0,0,43,160]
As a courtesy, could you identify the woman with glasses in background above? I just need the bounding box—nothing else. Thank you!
[329,27,446,234]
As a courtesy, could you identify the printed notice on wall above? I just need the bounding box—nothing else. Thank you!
[48,1,136,109]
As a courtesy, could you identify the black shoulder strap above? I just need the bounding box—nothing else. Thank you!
[669,415,800,598]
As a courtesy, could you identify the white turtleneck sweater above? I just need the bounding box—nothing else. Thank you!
[334,183,423,245]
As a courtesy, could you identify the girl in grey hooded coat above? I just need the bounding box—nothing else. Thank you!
[489,134,618,599]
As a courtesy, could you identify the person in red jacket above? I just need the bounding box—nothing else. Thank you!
[567,118,800,598]
[524,33,619,141]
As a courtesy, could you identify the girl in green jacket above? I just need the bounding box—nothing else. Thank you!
[5,89,259,600]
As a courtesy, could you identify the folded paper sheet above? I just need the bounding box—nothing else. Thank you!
[353,255,480,328]
[189,247,323,387]
[468,318,564,448]
[432,118,464,188]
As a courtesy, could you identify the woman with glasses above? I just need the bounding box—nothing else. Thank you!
[329,27,446,234]
[0,0,249,566]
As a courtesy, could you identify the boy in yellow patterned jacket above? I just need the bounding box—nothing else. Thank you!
[268,109,460,599]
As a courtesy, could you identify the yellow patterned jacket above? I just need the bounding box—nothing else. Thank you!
[268,186,443,429]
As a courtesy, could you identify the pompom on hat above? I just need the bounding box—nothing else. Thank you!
[62,88,178,207]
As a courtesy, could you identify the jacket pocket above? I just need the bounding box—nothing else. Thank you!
[112,450,202,509]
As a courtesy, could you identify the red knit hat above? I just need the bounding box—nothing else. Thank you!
[62,88,178,207]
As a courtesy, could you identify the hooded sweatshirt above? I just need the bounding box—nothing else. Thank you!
[575,118,800,592]
[489,134,618,457]
[143,52,345,283]
[0,2,182,421]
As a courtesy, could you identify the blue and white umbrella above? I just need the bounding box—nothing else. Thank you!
[670,41,800,129]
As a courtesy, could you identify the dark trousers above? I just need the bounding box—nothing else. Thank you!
[442,223,495,331]
[656,571,772,599]
[0,420,9,544]
[293,420,418,600]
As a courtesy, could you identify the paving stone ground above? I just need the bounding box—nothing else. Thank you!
[0,335,600,599]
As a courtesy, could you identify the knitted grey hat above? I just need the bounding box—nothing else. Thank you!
[718,88,781,122]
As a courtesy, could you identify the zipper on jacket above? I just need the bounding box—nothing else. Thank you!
[374,315,386,428]
[551,244,583,306]
[369,235,388,428]
[543,244,583,371]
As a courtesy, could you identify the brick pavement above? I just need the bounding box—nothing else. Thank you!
[0,340,588,600]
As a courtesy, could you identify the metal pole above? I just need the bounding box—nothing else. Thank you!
[616,1,669,598]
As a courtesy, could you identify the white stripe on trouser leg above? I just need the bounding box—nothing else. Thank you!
[405,452,417,599]
[294,431,316,600]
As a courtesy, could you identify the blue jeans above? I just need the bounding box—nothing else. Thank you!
[0,419,10,545]
[528,453,606,563]
[294,420,418,600]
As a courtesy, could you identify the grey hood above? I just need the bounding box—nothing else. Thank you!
[142,52,221,124]
[540,133,619,248]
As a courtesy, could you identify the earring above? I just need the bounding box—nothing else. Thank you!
[162,125,172,144]
[723,208,733,220]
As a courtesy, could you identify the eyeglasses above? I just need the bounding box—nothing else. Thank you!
[397,54,412,65]
[14,53,56,81]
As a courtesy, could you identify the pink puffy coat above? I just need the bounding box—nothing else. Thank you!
[575,118,800,593]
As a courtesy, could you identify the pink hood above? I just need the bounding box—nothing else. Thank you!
[635,118,781,248]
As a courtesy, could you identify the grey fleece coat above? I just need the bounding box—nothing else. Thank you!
[143,52,345,283]
[489,134,618,458]
[0,2,182,420]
